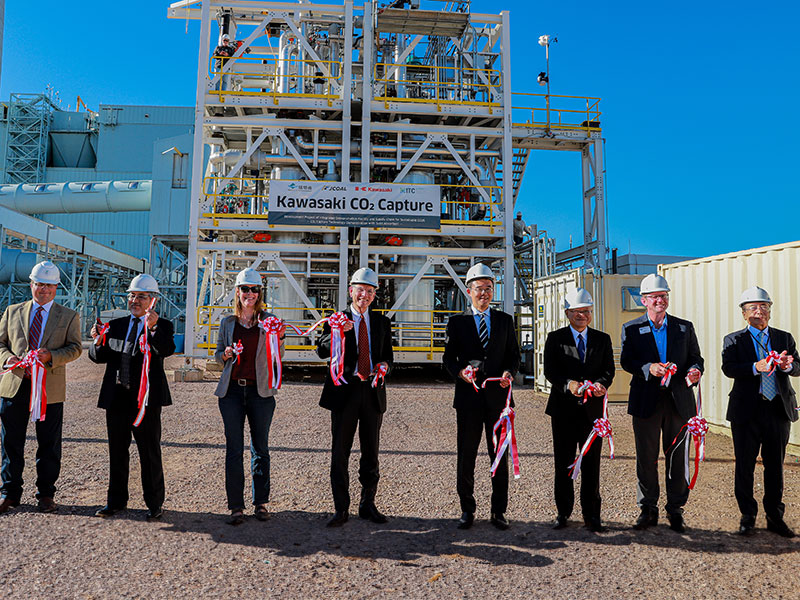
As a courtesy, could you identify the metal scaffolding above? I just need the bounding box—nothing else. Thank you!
[2,93,54,185]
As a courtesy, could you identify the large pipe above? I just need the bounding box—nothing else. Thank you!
[209,149,464,171]
[0,180,151,214]
[0,249,38,284]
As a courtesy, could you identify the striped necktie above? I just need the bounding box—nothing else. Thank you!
[29,306,44,350]
[478,313,489,349]
[758,330,777,400]
[577,334,586,362]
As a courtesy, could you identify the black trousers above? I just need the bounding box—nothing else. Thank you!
[329,380,383,512]
[730,397,791,520]
[456,398,509,514]
[631,392,689,515]
[0,379,63,501]
[104,387,164,511]
[551,415,601,520]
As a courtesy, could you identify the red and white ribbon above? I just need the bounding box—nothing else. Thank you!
[258,315,287,389]
[96,322,110,346]
[660,362,678,387]
[577,380,600,404]
[371,363,388,388]
[765,350,787,376]
[291,312,352,386]
[133,299,157,428]
[463,365,481,392]
[667,374,708,490]
[231,339,243,364]
[568,391,614,480]
[482,376,520,480]
[0,349,48,422]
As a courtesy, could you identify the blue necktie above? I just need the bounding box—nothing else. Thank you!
[758,331,777,400]
[478,313,489,349]
[577,334,586,362]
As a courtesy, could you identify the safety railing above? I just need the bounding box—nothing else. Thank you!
[511,93,601,133]
[195,304,460,356]
[201,176,504,229]
[209,55,342,103]
[374,62,502,110]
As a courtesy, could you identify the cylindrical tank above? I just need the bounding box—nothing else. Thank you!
[0,249,38,284]
[0,180,151,214]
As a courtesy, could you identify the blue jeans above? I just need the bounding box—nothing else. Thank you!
[218,385,275,511]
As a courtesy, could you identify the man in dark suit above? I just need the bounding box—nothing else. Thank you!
[89,274,175,521]
[722,286,799,538]
[620,273,703,533]
[317,267,393,528]
[544,288,615,533]
[443,263,520,530]
[0,261,82,514]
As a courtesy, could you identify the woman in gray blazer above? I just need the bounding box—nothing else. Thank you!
[214,268,285,525]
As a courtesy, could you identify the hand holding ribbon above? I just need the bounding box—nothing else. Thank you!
[765,350,787,375]
[666,374,708,489]
[660,362,678,387]
[231,339,243,365]
[0,349,48,422]
[461,365,481,392]
[133,297,157,428]
[94,320,110,346]
[568,391,614,480]
[371,363,388,388]
[293,312,353,386]
[257,316,289,389]
[577,380,600,405]
[482,376,520,479]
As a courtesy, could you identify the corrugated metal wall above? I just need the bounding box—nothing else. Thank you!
[661,240,800,445]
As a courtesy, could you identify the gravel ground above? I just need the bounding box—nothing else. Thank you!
[1,353,799,599]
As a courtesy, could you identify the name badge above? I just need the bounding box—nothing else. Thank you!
[639,326,650,334]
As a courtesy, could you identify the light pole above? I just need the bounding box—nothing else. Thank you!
[537,34,557,132]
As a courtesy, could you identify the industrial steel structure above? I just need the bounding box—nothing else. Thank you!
[169,0,606,363]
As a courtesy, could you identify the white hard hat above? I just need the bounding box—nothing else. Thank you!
[235,268,262,288]
[350,267,379,288]
[739,285,772,307]
[29,261,60,285]
[516,211,522,217]
[465,263,495,285]
[127,274,159,294]
[221,33,231,40]
[564,288,593,310]
[640,273,670,295]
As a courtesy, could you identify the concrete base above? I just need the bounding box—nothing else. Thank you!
[173,368,204,382]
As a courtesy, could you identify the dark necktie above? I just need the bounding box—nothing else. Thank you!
[357,316,371,379]
[478,313,489,349]
[119,317,141,389]
[577,335,586,362]
[29,306,44,350]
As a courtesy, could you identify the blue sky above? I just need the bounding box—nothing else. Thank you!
[3,0,798,259]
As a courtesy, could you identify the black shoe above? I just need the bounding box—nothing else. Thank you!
[255,504,270,522]
[766,516,796,538]
[227,510,245,526]
[145,508,163,521]
[553,515,568,530]
[633,509,658,530]
[490,513,510,530]
[37,497,57,514]
[738,515,756,536]
[457,512,474,530]
[584,517,607,533]
[326,511,349,527]
[95,505,126,518]
[0,497,20,514]
[668,513,686,533]
[358,503,388,524]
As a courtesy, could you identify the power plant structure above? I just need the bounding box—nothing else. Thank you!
[172,0,607,364]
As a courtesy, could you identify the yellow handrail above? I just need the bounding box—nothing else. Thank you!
[511,92,602,132]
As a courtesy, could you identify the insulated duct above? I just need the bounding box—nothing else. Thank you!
[0,249,38,284]
[0,180,152,214]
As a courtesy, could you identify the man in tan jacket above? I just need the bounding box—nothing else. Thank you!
[0,261,81,514]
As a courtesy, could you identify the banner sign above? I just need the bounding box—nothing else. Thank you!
[268,181,441,228]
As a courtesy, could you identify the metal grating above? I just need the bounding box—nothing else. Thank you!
[376,9,469,37]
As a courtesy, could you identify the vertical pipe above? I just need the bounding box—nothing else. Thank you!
[339,0,354,308]
[593,138,607,271]
[186,0,213,362]
[359,1,374,268]
[500,10,514,315]
[581,146,592,268]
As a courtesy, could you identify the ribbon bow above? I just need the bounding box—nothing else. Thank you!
[577,380,600,405]
[258,316,286,389]
[231,339,244,365]
[96,322,110,346]
[660,362,678,387]
[133,298,157,427]
[0,349,48,422]
[482,376,520,480]
[765,350,786,376]
[666,373,707,490]
[568,391,614,480]
[463,365,481,392]
[371,363,388,388]
[294,312,353,386]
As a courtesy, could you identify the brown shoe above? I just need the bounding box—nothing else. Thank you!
[37,497,57,513]
[0,497,20,514]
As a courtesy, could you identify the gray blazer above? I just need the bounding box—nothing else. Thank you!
[214,312,284,399]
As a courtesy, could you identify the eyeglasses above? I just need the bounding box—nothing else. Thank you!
[127,293,152,301]
[568,309,593,316]
[744,303,770,313]
[238,286,261,294]
[645,293,669,302]
[471,286,494,295]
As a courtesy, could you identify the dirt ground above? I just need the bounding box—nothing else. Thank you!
[1,352,798,599]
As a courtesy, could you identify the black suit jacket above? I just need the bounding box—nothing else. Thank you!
[442,308,521,410]
[722,326,800,423]
[316,308,394,413]
[88,316,176,409]
[620,313,704,420]
[543,326,615,421]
